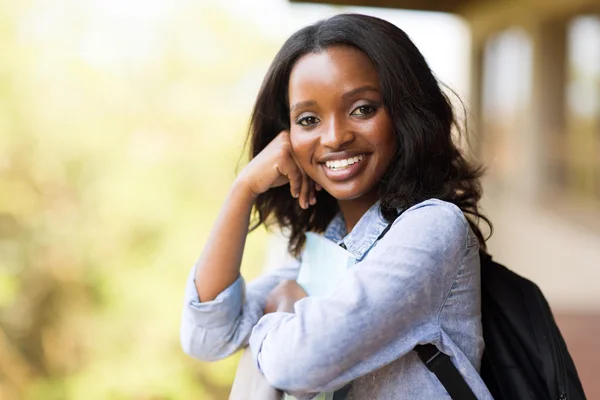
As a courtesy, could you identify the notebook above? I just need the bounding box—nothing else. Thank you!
[284,232,356,400]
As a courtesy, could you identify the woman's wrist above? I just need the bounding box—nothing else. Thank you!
[231,175,259,204]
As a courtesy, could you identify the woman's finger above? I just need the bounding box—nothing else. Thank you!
[300,172,310,209]
[309,180,317,206]
[278,159,302,199]
[287,147,309,208]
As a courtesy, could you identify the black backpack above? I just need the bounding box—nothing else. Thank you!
[415,252,587,400]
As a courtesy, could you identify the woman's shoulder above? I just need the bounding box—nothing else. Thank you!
[388,198,470,243]
[402,198,468,224]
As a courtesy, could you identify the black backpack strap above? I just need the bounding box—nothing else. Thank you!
[415,344,478,400]
[376,217,396,241]
[332,383,351,400]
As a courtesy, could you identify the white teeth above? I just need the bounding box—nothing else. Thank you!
[325,154,365,170]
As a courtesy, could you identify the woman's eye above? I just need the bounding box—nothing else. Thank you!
[297,116,319,126]
[350,105,376,117]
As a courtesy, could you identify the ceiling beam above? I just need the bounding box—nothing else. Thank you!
[290,0,472,14]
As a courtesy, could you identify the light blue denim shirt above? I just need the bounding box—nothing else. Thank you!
[181,199,494,399]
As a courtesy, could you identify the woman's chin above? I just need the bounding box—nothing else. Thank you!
[321,184,376,203]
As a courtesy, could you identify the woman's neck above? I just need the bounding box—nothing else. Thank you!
[338,192,380,233]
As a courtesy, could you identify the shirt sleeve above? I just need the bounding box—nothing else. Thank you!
[248,202,469,396]
[180,257,300,361]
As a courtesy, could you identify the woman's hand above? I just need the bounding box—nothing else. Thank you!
[264,280,308,314]
[236,131,318,209]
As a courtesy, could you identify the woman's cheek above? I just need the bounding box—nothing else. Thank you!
[290,136,313,170]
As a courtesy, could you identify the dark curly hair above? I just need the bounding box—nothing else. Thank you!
[247,13,492,257]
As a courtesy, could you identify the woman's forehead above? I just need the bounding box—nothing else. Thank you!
[288,46,380,99]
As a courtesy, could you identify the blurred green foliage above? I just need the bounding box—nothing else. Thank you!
[0,1,280,398]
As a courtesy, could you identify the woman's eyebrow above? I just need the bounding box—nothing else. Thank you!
[289,85,379,113]
[342,85,379,99]
[290,100,316,113]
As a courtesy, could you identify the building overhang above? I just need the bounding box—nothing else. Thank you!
[289,0,476,14]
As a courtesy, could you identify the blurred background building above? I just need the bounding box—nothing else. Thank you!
[0,0,598,398]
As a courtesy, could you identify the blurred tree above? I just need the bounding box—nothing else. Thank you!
[0,1,280,399]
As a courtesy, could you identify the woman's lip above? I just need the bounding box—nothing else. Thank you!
[320,154,369,182]
[318,151,367,163]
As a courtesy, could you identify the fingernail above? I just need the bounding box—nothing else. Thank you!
[310,197,316,205]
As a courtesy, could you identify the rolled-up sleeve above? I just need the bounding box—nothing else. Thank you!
[181,259,300,361]
[249,202,469,397]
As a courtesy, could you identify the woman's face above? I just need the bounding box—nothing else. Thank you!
[288,45,397,202]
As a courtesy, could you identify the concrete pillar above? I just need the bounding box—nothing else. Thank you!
[468,35,485,158]
[523,18,567,200]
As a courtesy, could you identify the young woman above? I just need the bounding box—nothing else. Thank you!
[181,13,493,400]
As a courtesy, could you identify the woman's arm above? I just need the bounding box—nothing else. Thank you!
[181,131,316,360]
[194,130,314,302]
[181,258,299,361]
[192,181,256,302]
[249,201,471,395]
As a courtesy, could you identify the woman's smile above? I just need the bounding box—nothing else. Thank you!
[320,153,369,181]
[323,153,366,171]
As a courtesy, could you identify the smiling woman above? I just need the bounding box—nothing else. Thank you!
[181,13,493,400]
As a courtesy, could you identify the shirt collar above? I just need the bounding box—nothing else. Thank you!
[322,201,391,261]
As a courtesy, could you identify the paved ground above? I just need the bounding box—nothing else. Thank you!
[555,313,600,399]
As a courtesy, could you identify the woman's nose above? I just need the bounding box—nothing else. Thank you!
[319,116,355,149]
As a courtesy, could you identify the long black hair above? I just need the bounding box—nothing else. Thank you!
[248,13,492,256]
